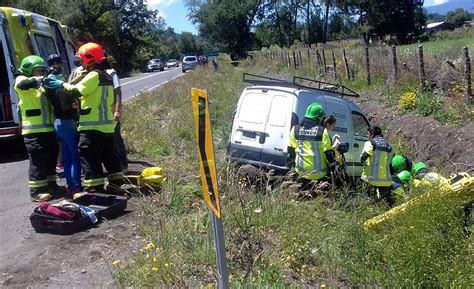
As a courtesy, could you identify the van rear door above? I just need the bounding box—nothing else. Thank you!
[260,92,294,168]
[229,88,273,164]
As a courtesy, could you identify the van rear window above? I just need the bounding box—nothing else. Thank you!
[34,34,58,60]
[238,93,269,124]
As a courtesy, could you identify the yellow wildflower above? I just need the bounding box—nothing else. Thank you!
[399,91,416,111]
[153,257,158,262]
[152,267,158,272]
[112,260,121,266]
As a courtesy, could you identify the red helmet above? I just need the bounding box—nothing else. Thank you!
[78,42,106,67]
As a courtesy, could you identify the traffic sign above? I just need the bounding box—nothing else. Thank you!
[206,51,219,57]
[191,88,221,217]
[191,88,229,289]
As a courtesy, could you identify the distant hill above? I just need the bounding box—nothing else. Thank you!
[426,0,473,15]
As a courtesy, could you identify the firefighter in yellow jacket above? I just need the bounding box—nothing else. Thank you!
[61,43,124,193]
[14,55,63,201]
[360,126,394,205]
[289,103,335,188]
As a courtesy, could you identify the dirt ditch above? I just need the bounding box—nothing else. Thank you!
[357,91,473,173]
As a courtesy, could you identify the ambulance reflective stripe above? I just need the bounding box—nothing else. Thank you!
[29,179,48,188]
[84,178,105,187]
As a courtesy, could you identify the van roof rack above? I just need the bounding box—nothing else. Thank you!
[242,73,359,98]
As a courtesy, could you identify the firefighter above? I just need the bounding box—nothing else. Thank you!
[14,55,63,201]
[390,154,413,175]
[360,126,394,205]
[61,42,124,193]
[289,103,336,189]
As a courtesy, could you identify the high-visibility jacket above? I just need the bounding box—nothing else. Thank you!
[65,70,115,133]
[14,75,54,135]
[414,172,449,188]
[361,136,392,187]
[289,124,332,180]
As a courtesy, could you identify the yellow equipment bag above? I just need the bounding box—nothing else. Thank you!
[364,172,474,231]
[125,167,166,187]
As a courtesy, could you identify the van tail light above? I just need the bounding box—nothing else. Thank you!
[3,94,13,120]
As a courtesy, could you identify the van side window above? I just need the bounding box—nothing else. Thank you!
[34,34,58,60]
[352,111,369,137]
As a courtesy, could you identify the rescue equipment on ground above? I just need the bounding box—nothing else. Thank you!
[125,167,166,187]
[30,193,127,235]
[364,172,474,230]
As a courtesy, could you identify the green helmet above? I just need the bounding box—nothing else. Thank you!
[391,155,407,171]
[18,55,46,76]
[305,103,325,121]
[412,162,427,175]
[397,170,412,183]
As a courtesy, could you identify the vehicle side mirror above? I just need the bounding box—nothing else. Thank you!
[338,142,349,153]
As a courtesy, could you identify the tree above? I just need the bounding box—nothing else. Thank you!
[179,32,198,55]
[446,8,471,26]
[186,0,265,57]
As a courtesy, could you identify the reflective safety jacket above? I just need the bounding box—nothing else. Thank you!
[64,70,115,133]
[14,75,54,135]
[289,124,332,180]
[361,136,392,187]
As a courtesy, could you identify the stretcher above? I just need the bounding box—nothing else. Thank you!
[364,172,474,230]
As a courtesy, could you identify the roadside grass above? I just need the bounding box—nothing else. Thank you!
[117,61,473,287]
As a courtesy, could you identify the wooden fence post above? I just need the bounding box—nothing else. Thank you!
[307,49,311,62]
[343,48,350,80]
[298,50,303,67]
[392,45,398,82]
[322,49,327,74]
[418,45,426,90]
[316,49,322,69]
[365,46,371,85]
[293,51,298,70]
[332,50,337,80]
[287,51,291,68]
[463,47,472,102]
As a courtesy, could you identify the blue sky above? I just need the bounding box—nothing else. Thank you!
[148,0,449,35]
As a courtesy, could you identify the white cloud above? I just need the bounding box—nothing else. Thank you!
[432,0,448,5]
[147,0,178,9]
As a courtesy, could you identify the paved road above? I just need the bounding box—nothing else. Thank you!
[0,67,183,287]
[121,66,182,101]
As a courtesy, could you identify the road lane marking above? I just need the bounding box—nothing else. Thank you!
[121,68,179,86]
[125,72,185,102]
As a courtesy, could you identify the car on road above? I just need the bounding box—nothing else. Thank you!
[147,59,164,72]
[227,73,369,177]
[182,56,198,73]
[0,7,76,142]
[166,59,178,68]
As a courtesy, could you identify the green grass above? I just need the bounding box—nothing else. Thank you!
[117,60,473,287]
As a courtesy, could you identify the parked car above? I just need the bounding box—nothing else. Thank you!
[227,73,369,177]
[166,59,178,68]
[0,7,76,142]
[182,56,198,73]
[147,59,164,72]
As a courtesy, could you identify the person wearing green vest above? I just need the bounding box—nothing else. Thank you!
[14,55,63,201]
[360,126,394,205]
[289,103,336,189]
[61,42,124,193]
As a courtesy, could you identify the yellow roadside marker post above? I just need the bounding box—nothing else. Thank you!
[191,88,229,289]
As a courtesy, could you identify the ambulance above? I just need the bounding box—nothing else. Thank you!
[0,7,76,142]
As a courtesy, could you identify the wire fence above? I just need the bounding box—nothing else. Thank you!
[253,44,473,103]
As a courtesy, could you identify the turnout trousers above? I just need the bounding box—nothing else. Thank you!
[23,132,59,196]
[78,130,124,192]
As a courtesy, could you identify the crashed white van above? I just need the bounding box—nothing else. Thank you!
[227,73,371,177]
